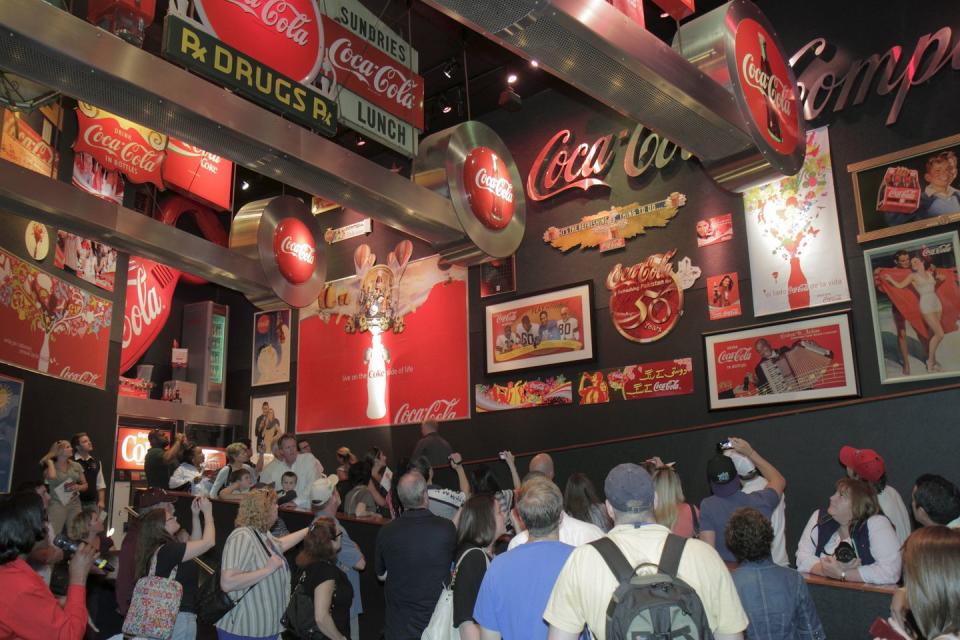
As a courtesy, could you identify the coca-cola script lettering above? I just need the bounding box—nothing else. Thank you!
[74,103,167,188]
[224,0,312,45]
[463,146,516,230]
[393,398,460,424]
[120,257,180,373]
[607,251,684,344]
[273,217,318,284]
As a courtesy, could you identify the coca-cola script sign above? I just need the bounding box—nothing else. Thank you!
[194,0,325,84]
[463,146,515,230]
[0,248,112,388]
[162,138,233,211]
[120,256,181,374]
[296,255,469,432]
[703,312,857,410]
[578,358,694,405]
[74,103,167,188]
[273,217,318,285]
[1,110,55,177]
[607,251,685,344]
[322,15,424,129]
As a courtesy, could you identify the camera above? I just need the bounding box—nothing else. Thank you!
[53,534,115,572]
[833,541,857,564]
[718,439,734,451]
[499,451,507,460]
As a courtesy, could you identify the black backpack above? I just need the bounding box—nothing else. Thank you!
[589,534,714,640]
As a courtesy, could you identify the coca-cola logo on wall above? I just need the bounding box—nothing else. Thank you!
[463,146,515,230]
[735,19,799,154]
[74,103,167,188]
[120,257,180,373]
[273,217,317,284]
[194,0,325,84]
[607,250,684,344]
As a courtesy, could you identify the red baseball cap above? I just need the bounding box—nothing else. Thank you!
[839,446,885,483]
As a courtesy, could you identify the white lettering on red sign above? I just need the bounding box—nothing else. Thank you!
[393,398,460,424]
[328,37,418,111]
[717,347,753,364]
[223,0,312,46]
[59,367,102,385]
[83,124,162,172]
[741,53,792,117]
[475,167,514,202]
[122,264,164,349]
[652,379,681,392]
[280,236,316,264]
[121,432,150,466]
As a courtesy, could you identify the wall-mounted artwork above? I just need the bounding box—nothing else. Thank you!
[743,126,850,316]
[696,213,733,247]
[251,309,291,387]
[579,358,694,405]
[475,375,572,412]
[251,393,287,457]
[863,231,960,384]
[849,133,960,243]
[54,230,118,292]
[0,374,23,494]
[704,312,858,410]
[707,273,742,320]
[485,282,595,374]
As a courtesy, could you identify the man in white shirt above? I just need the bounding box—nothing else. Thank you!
[260,434,322,509]
[508,473,602,550]
[726,450,789,566]
[839,445,912,545]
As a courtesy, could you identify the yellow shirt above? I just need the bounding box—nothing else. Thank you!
[544,523,748,638]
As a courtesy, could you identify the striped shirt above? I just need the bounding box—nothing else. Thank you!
[215,527,290,638]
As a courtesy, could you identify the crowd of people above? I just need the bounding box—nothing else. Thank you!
[1,420,959,640]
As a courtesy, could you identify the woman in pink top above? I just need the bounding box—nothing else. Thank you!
[653,465,700,538]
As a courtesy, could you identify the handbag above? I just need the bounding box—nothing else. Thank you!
[196,527,273,626]
[123,549,182,640]
[421,548,488,640]
[282,565,337,639]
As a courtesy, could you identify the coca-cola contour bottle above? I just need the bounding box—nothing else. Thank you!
[758,34,782,144]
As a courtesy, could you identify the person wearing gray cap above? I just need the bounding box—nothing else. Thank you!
[544,463,748,640]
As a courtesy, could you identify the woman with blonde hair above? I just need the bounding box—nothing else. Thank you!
[652,465,699,538]
[209,442,262,499]
[797,477,901,584]
[896,526,960,640]
[40,440,87,536]
[216,489,310,640]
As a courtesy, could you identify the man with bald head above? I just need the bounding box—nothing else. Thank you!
[529,452,555,481]
[375,471,456,639]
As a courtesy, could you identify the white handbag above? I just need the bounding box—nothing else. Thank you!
[421,547,488,640]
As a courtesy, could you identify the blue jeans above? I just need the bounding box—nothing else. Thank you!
[171,612,197,640]
[215,629,278,640]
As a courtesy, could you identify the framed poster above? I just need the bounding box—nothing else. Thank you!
[297,251,470,432]
[475,375,572,412]
[707,273,742,320]
[863,231,960,384]
[485,282,595,374]
[704,312,858,410]
[0,248,112,388]
[849,133,960,243]
[251,393,287,456]
[0,374,23,493]
[696,213,734,247]
[743,126,850,316]
[251,309,292,386]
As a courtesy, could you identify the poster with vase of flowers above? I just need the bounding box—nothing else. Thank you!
[743,126,850,316]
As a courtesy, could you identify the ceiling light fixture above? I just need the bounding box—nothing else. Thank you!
[356,135,366,147]
[240,180,250,191]
[507,73,518,85]
[439,93,453,114]
[442,58,458,79]
[530,60,539,68]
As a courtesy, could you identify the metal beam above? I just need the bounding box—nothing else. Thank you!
[0,162,275,299]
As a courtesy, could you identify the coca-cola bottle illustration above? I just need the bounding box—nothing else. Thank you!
[365,328,388,419]
[758,34,782,144]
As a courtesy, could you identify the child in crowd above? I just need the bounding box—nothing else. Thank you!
[218,468,253,500]
[277,471,299,508]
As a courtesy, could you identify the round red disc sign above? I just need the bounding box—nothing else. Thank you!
[463,146,515,230]
[607,256,683,343]
[734,18,799,155]
[273,217,317,285]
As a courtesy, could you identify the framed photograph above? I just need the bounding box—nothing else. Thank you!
[849,133,960,243]
[54,230,118,292]
[0,374,24,494]
[251,309,292,386]
[863,231,960,384]
[704,312,858,410]
[250,393,287,457]
[484,281,595,375]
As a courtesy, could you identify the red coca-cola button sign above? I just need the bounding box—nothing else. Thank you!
[463,146,515,231]
[273,217,317,284]
[607,252,683,343]
[735,18,799,155]
[194,0,324,84]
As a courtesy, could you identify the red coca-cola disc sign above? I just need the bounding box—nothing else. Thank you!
[735,18,799,155]
[463,146,515,231]
[194,0,324,84]
[273,217,317,284]
[607,252,683,343]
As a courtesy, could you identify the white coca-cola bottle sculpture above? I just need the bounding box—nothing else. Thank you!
[365,327,388,419]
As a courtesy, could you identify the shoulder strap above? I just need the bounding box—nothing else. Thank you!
[450,547,487,588]
[149,546,178,580]
[658,534,686,578]
[690,504,700,537]
[589,537,636,584]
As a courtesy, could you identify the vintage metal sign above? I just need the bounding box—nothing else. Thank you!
[324,218,371,244]
[162,15,337,136]
[579,357,694,404]
[74,102,167,188]
[162,137,233,211]
[543,192,685,252]
[607,250,700,343]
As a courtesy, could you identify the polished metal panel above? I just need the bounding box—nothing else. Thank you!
[419,0,755,164]
[0,161,275,299]
[230,196,328,309]
[117,395,245,426]
[0,0,465,249]
[414,122,526,264]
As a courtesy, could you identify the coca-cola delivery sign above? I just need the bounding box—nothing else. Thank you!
[0,248,112,388]
[322,15,424,129]
[463,146,515,230]
[734,18,799,155]
[297,255,469,432]
[74,103,167,188]
[194,0,325,84]
[162,138,233,211]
